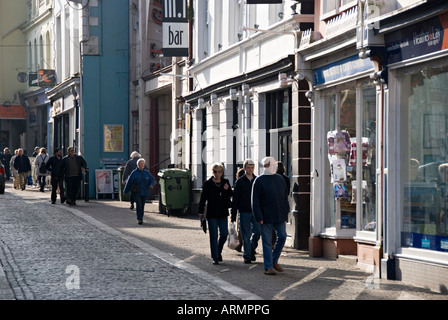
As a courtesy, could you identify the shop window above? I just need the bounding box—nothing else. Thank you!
[323,83,376,231]
[266,89,292,177]
[400,61,448,252]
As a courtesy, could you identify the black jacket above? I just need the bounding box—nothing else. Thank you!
[14,155,31,173]
[252,173,290,224]
[230,174,256,222]
[59,155,87,178]
[198,177,233,219]
[46,155,64,178]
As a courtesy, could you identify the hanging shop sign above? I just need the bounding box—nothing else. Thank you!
[385,12,448,65]
[37,69,56,88]
[162,0,189,57]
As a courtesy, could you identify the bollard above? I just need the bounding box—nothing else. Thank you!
[84,168,89,202]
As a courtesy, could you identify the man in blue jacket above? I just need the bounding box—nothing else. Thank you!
[252,156,289,275]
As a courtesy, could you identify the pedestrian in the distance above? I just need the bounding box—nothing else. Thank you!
[198,163,233,265]
[46,148,65,204]
[124,158,156,225]
[231,159,260,264]
[13,148,31,191]
[34,147,50,192]
[252,156,289,275]
[1,147,12,180]
[59,147,87,206]
[10,149,19,189]
[276,161,290,196]
[122,151,147,210]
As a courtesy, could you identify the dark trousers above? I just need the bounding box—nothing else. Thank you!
[134,195,147,221]
[51,176,65,203]
[66,176,81,203]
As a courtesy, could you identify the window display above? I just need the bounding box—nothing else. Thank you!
[400,60,448,252]
[323,84,376,231]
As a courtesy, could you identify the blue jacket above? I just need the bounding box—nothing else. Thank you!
[251,172,289,224]
[124,168,155,197]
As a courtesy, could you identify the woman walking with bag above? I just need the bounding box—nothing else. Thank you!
[198,163,233,265]
[34,148,50,192]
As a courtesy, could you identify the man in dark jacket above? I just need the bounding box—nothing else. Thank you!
[252,156,289,275]
[46,148,65,204]
[13,148,31,190]
[231,159,260,264]
[59,147,87,205]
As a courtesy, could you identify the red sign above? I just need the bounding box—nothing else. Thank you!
[0,104,27,119]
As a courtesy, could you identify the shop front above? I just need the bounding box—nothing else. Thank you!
[309,52,382,270]
[20,89,50,153]
[381,8,448,290]
[46,77,80,156]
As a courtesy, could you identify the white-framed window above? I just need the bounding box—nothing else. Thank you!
[320,80,377,232]
[321,0,356,20]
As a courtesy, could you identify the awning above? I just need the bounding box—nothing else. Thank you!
[0,104,27,119]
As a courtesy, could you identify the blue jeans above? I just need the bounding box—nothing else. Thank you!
[260,222,287,270]
[239,212,260,260]
[134,195,147,221]
[207,217,229,260]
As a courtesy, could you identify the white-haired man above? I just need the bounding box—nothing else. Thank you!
[252,156,289,275]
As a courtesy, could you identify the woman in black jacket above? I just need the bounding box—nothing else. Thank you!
[198,163,233,265]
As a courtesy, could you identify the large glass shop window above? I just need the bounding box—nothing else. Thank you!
[400,60,448,252]
[324,83,376,231]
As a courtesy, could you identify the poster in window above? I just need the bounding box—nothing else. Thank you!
[104,125,124,152]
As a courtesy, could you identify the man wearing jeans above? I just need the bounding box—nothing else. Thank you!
[231,159,260,264]
[252,156,289,275]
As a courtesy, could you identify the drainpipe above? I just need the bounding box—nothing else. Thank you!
[78,2,89,156]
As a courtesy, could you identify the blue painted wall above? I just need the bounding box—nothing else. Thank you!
[82,0,129,198]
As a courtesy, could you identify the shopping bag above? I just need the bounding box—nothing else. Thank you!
[227,222,240,250]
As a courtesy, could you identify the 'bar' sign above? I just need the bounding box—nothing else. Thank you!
[163,0,189,57]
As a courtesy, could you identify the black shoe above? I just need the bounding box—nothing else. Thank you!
[212,259,219,265]
[244,258,252,264]
[51,201,56,204]
[251,254,256,262]
[61,198,66,204]
[66,200,72,205]
[138,220,143,225]
[218,254,222,262]
[130,204,134,210]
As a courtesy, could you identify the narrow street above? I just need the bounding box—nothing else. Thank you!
[1,181,447,304]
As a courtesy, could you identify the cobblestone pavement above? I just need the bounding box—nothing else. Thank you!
[1,181,448,301]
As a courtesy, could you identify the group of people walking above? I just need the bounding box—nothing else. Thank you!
[4,146,290,274]
[199,157,290,276]
[1,146,87,206]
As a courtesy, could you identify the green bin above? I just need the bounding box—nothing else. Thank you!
[158,168,191,216]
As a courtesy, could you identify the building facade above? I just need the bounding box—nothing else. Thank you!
[181,0,313,249]
[295,0,448,291]
[0,0,27,153]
